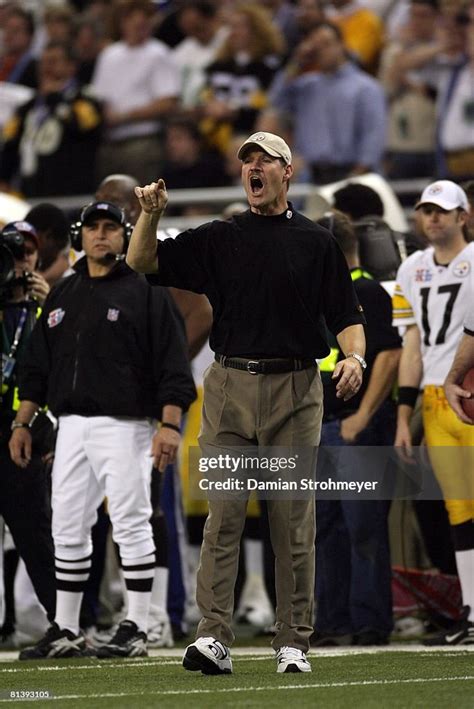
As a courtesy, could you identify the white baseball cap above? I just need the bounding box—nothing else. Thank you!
[237,132,292,165]
[415,180,470,212]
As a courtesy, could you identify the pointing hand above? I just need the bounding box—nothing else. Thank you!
[134,179,168,215]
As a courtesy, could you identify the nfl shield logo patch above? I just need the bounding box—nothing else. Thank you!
[107,308,120,322]
[47,308,65,328]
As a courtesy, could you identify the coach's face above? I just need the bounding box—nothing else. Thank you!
[82,217,125,262]
[241,149,293,215]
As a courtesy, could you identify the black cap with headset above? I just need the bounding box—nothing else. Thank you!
[70,201,133,253]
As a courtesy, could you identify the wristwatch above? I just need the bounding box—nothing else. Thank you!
[347,352,367,371]
[10,421,30,431]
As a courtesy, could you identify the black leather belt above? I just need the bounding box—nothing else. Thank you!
[215,355,315,375]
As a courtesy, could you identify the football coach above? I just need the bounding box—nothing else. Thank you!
[126,132,366,674]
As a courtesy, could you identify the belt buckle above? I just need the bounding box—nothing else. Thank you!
[247,360,260,375]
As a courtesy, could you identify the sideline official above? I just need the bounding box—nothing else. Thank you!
[127,132,366,674]
[10,201,196,660]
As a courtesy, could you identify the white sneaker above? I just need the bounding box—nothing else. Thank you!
[147,611,174,648]
[276,646,311,673]
[183,636,232,675]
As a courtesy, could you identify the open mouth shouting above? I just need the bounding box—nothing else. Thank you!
[249,174,264,196]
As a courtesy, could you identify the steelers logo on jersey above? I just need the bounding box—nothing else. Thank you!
[452,261,470,278]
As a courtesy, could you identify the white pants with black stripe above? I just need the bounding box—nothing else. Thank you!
[51,415,155,562]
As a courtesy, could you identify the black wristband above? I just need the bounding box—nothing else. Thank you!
[397,386,419,408]
[161,422,181,433]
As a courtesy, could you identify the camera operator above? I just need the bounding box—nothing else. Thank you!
[0,221,50,306]
[0,221,55,641]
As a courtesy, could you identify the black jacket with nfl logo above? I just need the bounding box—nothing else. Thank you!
[18,257,196,418]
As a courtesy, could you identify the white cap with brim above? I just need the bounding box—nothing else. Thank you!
[237,132,292,165]
[415,180,470,212]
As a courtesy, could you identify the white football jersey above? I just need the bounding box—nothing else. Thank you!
[393,242,474,386]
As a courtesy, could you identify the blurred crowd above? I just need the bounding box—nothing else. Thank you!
[0,0,473,200]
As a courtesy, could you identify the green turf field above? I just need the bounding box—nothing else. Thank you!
[0,647,472,708]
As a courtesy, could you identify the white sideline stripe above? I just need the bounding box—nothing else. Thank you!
[0,675,473,702]
[1,648,473,674]
[1,643,473,666]
[0,657,270,673]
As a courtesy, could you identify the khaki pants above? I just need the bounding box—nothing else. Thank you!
[196,361,323,652]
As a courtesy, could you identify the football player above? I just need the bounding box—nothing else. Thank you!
[393,180,474,645]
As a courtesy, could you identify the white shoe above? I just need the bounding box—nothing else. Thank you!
[276,646,311,673]
[183,636,232,675]
[147,611,174,648]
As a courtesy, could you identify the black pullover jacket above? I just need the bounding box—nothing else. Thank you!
[19,257,196,418]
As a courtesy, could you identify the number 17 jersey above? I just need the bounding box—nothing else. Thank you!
[392,242,474,387]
